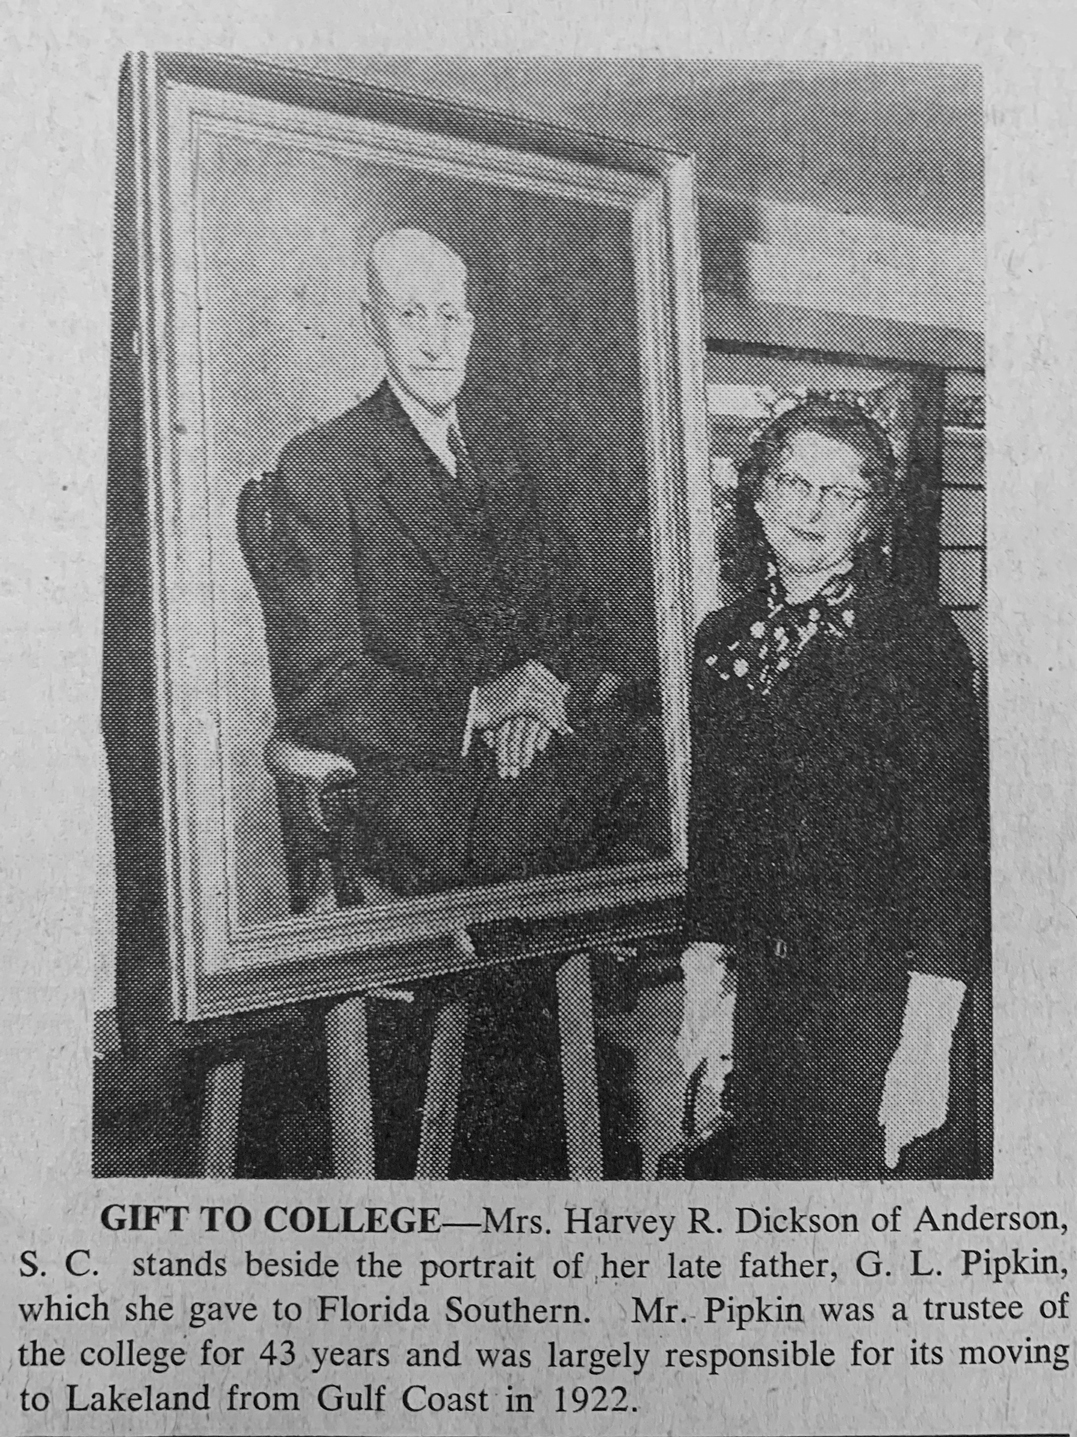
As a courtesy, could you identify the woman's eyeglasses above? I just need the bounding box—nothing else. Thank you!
[770,472,872,517]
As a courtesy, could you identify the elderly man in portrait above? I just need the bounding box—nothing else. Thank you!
[255,228,657,1175]
[265,227,655,896]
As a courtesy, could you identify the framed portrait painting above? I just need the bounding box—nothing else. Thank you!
[105,54,712,1021]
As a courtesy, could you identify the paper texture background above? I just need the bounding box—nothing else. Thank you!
[1,2,1074,1433]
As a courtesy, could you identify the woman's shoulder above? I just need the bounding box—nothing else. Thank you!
[860,580,974,678]
[864,577,961,632]
[695,589,763,648]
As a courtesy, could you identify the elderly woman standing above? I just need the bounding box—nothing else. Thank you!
[679,396,988,1180]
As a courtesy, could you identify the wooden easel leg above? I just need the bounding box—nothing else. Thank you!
[197,1057,244,1179]
[618,985,687,1180]
[325,995,376,1179]
[415,998,470,1180]
[556,953,603,1179]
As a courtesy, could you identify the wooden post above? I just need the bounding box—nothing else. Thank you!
[599,984,687,1180]
[414,998,470,1181]
[197,1057,245,1179]
[556,952,603,1179]
[325,996,376,1179]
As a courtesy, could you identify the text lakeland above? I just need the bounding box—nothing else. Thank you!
[67,1383,209,1413]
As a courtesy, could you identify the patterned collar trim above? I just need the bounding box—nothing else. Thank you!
[705,560,857,694]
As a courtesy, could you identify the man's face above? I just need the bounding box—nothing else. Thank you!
[368,256,473,416]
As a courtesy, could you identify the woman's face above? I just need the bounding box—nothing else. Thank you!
[754,429,874,579]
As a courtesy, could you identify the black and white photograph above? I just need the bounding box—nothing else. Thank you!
[94,54,991,1185]
[7,10,1076,1437]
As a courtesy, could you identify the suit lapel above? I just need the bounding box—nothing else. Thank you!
[369,382,491,586]
[363,382,546,646]
[455,392,531,562]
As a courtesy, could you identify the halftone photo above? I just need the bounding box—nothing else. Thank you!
[96,55,988,1184]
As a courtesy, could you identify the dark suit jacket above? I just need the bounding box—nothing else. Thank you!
[260,380,610,888]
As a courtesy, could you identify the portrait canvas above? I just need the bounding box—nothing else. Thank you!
[107,57,711,1021]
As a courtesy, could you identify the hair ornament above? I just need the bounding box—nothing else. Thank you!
[751,385,897,440]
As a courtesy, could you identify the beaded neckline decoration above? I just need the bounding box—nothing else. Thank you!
[706,561,856,695]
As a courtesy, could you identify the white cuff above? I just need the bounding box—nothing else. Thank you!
[461,685,480,758]
[902,968,966,1046]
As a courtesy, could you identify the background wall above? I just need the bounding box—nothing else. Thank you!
[274,57,984,360]
[275,57,983,235]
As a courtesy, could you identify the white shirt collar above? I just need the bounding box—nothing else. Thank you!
[387,374,461,476]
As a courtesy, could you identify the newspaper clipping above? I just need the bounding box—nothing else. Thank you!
[2,21,1074,1437]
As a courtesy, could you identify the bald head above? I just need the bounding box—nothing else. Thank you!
[367,228,468,302]
[364,228,474,416]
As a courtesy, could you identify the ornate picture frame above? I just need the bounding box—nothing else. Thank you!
[109,54,712,1021]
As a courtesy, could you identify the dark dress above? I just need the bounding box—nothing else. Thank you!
[685,558,989,1180]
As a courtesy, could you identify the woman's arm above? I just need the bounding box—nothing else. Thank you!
[880,968,967,1167]
[683,609,749,946]
[895,606,989,984]
[881,604,987,1164]
[679,608,748,1091]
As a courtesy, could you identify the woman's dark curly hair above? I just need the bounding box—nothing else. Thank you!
[739,395,897,529]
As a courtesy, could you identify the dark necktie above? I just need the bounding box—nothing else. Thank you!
[447,423,480,506]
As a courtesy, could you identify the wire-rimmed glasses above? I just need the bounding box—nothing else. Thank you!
[770,472,872,517]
